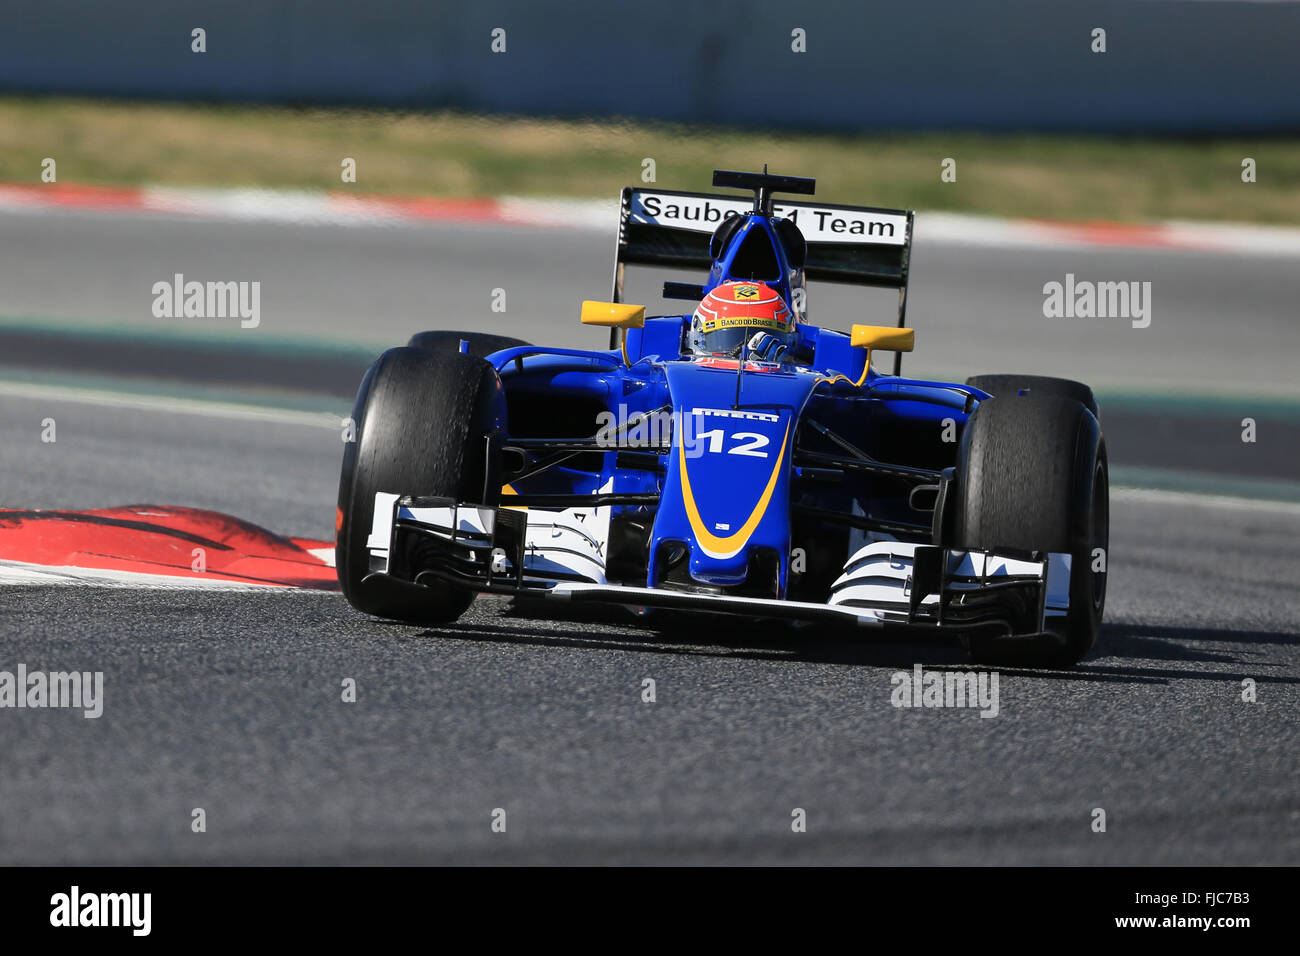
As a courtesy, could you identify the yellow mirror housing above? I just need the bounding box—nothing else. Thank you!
[581,301,646,329]
[850,325,915,352]
[847,325,915,386]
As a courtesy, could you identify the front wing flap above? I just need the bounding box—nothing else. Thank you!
[366,498,1069,637]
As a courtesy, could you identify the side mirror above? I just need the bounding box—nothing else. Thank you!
[850,325,915,352]
[849,324,915,385]
[581,301,646,329]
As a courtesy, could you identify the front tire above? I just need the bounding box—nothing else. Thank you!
[336,347,505,622]
[964,374,1099,419]
[406,330,529,358]
[953,394,1108,665]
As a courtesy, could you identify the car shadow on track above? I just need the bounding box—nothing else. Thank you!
[1106,621,1299,648]
[386,602,1300,688]
[421,617,969,669]
[391,597,970,669]
[1079,620,1300,686]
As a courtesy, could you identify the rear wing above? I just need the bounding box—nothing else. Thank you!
[611,186,915,332]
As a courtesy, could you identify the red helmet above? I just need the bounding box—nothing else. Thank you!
[689,281,795,358]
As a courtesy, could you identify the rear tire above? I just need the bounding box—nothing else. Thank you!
[336,347,505,622]
[406,330,529,358]
[953,394,1108,666]
[965,374,1099,419]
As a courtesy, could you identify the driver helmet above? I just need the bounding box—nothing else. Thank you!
[688,281,796,360]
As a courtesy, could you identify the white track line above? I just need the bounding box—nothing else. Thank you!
[0,559,335,591]
[1112,485,1300,515]
[0,380,341,429]
[305,547,336,567]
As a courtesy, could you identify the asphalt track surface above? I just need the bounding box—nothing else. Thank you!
[1,209,1297,864]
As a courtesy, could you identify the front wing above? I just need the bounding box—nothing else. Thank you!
[364,497,1071,637]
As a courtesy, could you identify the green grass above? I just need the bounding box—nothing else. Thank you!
[2,95,1299,223]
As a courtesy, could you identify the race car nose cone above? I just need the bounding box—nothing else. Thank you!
[688,546,750,586]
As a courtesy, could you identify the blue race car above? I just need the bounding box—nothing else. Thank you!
[336,170,1108,665]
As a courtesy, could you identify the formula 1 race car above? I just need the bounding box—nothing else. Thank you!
[336,170,1108,665]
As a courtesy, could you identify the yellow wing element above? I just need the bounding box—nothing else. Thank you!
[581,300,646,366]
[580,300,646,329]
[848,325,916,386]
[850,325,915,351]
[677,419,792,560]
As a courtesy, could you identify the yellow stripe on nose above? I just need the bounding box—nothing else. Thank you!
[677,419,791,560]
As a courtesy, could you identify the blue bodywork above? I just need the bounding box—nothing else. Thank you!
[483,195,987,603]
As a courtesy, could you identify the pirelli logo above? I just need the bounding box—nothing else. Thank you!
[694,407,781,422]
